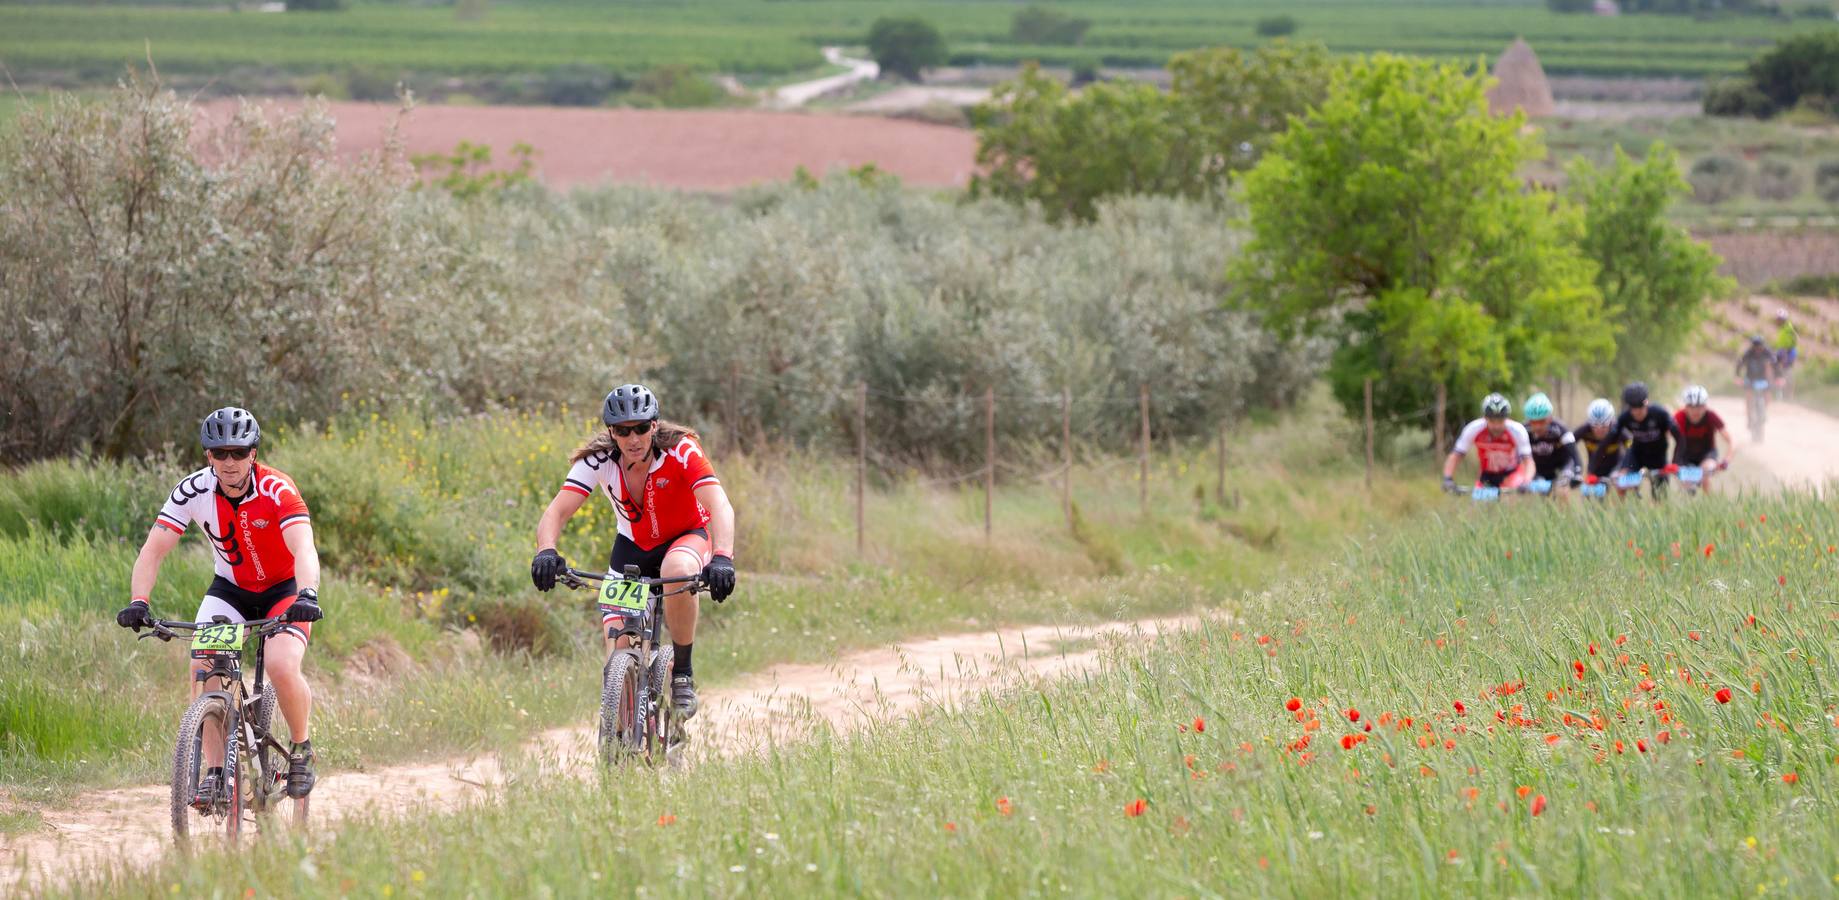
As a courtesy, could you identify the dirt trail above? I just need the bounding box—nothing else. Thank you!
[1,614,1206,894]
[1713,390,1839,492]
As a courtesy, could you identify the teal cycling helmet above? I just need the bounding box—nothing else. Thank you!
[1522,392,1553,421]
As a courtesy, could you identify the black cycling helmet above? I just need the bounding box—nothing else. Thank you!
[1749,334,1766,346]
[200,407,260,450]
[1621,382,1648,408]
[601,383,660,425]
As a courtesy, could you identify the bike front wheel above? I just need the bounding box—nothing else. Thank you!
[598,650,644,766]
[170,693,240,845]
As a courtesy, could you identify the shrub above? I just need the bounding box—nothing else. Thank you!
[1815,159,1839,202]
[345,66,399,102]
[1070,59,1101,86]
[1255,15,1297,37]
[1753,158,1803,200]
[1688,155,1747,204]
[1011,6,1091,46]
[1703,76,1773,117]
[867,17,946,82]
[625,64,727,108]
[1745,30,1839,113]
[538,64,622,106]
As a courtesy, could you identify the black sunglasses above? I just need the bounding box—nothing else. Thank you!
[208,447,253,461]
[609,421,655,438]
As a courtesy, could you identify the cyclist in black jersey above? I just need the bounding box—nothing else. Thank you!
[1520,393,1579,487]
[1615,382,1682,496]
[1572,398,1630,480]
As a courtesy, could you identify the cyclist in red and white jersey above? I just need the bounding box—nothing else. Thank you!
[115,408,324,803]
[530,384,736,719]
[1441,393,1533,491]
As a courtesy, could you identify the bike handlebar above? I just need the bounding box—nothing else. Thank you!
[557,566,707,593]
[133,615,288,643]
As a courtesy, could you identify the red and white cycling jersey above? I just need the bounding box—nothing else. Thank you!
[155,463,311,593]
[561,436,720,551]
[1452,419,1532,474]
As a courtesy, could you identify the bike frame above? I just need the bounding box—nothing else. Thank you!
[558,565,705,763]
[140,617,294,815]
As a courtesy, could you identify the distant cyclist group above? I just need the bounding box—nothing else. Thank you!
[115,382,735,829]
[1440,310,1807,498]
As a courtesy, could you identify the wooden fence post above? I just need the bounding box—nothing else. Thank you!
[1435,381,1448,456]
[1216,419,1227,505]
[984,387,995,542]
[1061,387,1072,530]
[1138,383,1150,516]
[1364,378,1375,490]
[855,380,866,557]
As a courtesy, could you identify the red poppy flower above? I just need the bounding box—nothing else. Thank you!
[1588,644,1598,656]
[1123,798,1148,818]
[1286,697,1302,712]
[1688,631,1701,641]
[944,821,958,833]
[1656,730,1670,744]
[1715,688,1733,704]
[1192,717,1206,733]
[1639,678,1656,692]
[1341,734,1357,751]
[1778,575,1786,586]
[1636,739,1648,753]
[1530,795,1547,816]
[657,813,677,826]
[996,796,1013,816]
[1703,544,1715,558]
[1782,773,1799,785]
[1346,708,1361,723]
[1544,734,1561,745]
[1453,700,1467,715]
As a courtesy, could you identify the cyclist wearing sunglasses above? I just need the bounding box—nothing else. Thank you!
[115,407,325,803]
[530,384,737,719]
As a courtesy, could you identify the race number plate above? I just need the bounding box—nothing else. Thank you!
[1753,379,1771,391]
[1471,486,1501,502]
[1680,466,1704,484]
[597,576,649,616]
[1616,472,1643,489]
[190,622,246,659]
[1580,482,1608,498]
[1528,478,1553,495]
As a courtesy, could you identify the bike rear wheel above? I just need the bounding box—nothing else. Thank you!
[170,694,239,845]
[598,650,644,766]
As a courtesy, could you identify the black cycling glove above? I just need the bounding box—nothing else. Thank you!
[703,555,735,602]
[117,599,152,630]
[532,548,566,592]
[287,589,323,623]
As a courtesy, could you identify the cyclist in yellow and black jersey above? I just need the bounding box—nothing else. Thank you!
[1571,398,1631,480]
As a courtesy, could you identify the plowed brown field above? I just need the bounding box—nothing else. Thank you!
[197,100,978,191]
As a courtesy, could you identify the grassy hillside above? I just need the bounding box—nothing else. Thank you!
[0,0,1828,87]
[69,488,1839,897]
[0,395,1429,804]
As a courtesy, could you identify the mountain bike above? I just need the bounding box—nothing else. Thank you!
[130,615,306,843]
[557,566,707,767]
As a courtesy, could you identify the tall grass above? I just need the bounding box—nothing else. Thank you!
[0,394,1420,798]
[68,490,1839,897]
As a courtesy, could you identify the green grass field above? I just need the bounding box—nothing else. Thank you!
[0,394,1428,807]
[57,483,1839,896]
[0,0,1829,87]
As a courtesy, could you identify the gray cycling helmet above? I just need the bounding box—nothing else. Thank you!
[200,407,260,449]
[1481,393,1511,419]
[601,383,660,425]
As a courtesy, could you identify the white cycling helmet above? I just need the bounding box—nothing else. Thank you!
[1481,393,1512,419]
[1586,398,1616,427]
[1681,384,1710,408]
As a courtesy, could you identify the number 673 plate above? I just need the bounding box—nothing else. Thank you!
[190,622,246,658]
[597,576,649,615]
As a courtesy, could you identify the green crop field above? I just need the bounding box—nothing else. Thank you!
[58,483,1839,897]
[0,0,1831,88]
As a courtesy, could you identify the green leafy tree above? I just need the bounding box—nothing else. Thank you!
[1565,145,1733,381]
[867,17,946,82]
[1011,6,1091,45]
[971,42,1338,222]
[1234,54,1610,431]
[1747,31,1839,113]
